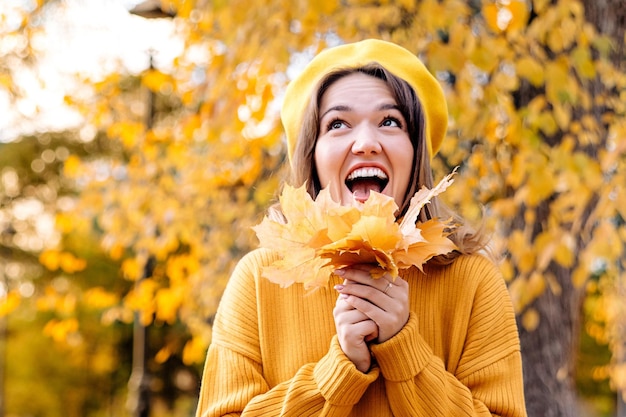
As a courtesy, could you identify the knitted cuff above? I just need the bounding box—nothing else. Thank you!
[313,335,379,406]
[370,314,433,382]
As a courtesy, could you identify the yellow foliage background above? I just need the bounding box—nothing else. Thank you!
[1,0,624,409]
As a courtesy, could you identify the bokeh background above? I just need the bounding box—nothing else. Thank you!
[0,0,625,416]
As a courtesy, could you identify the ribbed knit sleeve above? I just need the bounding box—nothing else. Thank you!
[370,255,526,417]
[195,249,377,417]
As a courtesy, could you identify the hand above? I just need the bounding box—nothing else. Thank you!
[334,265,409,343]
[333,291,378,373]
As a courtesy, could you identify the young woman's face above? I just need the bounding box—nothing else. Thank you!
[314,73,414,207]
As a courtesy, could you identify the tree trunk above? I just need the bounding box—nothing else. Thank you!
[582,0,625,68]
[518,1,625,415]
[519,262,585,417]
[517,195,587,416]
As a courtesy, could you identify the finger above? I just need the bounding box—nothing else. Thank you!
[342,295,407,342]
[337,267,405,293]
[381,280,394,296]
[335,267,374,284]
[334,305,368,322]
[334,304,379,348]
[338,319,378,345]
[342,294,385,320]
[335,281,391,305]
[334,301,370,324]
[342,283,408,315]
[338,280,398,306]
[364,327,379,342]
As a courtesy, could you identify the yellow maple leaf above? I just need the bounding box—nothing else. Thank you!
[254,184,324,249]
[343,215,400,252]
[319,214,401,279]
[142,69,174,93]
[515,56,544,87]
[263,251,331,288]
[253,172,458,289]
[482,3,501,33]
[399,170,456,242]
[84,287,119,310]
[182,336,209,365]
[483,0,529,33]
[522,308,540,332]
[155,287,182,324]
[0,291,20,317]
[43,318,79,344]
[39,250,87,273]
[395,218,457,271]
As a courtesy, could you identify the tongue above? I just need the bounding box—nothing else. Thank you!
[351,179,382,203]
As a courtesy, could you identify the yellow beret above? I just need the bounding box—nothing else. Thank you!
[281,39,448,161]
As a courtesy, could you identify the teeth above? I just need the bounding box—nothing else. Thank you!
[346,167,388,181]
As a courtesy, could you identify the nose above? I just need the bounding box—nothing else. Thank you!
[351,124,382,155]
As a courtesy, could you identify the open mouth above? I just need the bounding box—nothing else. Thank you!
[345,167,389,202]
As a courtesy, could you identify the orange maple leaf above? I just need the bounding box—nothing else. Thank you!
[253,171,458,289]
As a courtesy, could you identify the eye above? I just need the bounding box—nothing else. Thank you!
[381,116,402,128]
[327,118,347,130]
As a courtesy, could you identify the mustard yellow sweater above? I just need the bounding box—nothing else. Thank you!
[196,248,527,417]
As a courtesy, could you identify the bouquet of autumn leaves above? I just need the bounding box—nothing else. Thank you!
[253,172,458,289]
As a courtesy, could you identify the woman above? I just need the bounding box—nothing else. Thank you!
[196,39,527,416]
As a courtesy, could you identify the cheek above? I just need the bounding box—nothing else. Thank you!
[392,142,415,189]
[313,140,340,187]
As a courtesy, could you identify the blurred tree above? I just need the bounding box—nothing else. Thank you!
[505,1,625,415]
[0,132,130,416]
[0,129,202,415]
[0,0,59,141]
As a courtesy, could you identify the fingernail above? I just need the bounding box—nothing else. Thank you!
[334,269,345,276]
[334,284,344,291]
[339,293,349,299]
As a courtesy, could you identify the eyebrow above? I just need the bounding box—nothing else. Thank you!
[320,103,400,120]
